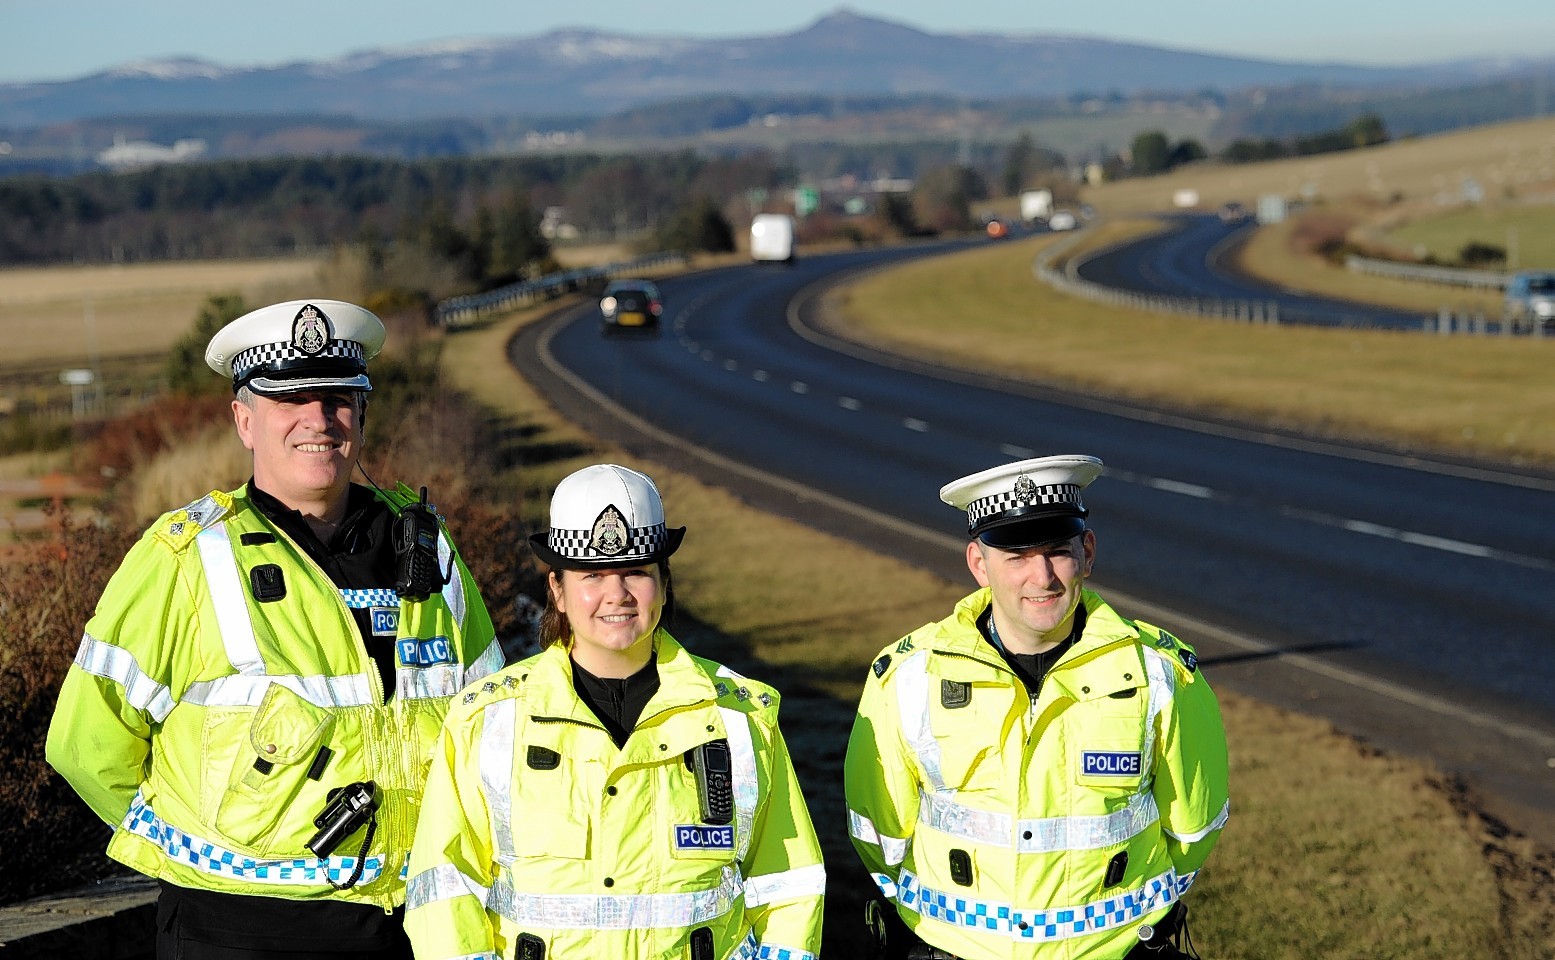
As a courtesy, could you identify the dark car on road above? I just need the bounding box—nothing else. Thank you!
[599,279,664,335]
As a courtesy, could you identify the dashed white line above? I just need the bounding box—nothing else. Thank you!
[1148,478,1214,499]
[904,418,929,432]
[752,370,769,382]
[700,350,715,361]
[723,359,738,371]
[1000,444,1034,458]
[791,381,809,394]
[839,397,862,410]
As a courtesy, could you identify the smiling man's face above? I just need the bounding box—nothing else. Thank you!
[233,389,364,515]
[967,530,1095,653]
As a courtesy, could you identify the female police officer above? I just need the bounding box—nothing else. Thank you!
[405,463,825,960]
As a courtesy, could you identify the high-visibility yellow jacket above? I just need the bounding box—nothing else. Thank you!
[45,484,502,909]
[405,631,826,960]
[845,588,1229,960]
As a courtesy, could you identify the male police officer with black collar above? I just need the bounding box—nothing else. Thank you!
[48,299,503,959]
[845,455,1229,960]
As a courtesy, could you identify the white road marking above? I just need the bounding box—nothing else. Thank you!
[535,316,1555,751]
[791,381,809,394]
[904,418,929,432]
[752,370,769,382]
[723,359,738,371]
[839,397,863,410]
[1148,477,1214,499]
[1000,444,1034,458]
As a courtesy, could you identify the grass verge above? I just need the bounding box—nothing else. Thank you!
[1232,213,1506,315]
[830,234,1555,467]
[441,290,1554,958]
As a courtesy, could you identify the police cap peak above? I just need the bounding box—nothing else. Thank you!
[529,463,686,569]
[940,455,1103,549]
[205,299,385,396]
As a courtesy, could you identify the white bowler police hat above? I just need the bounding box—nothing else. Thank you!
[940,454,1104,549]
[529,464,686,570]
[205,299,386,396]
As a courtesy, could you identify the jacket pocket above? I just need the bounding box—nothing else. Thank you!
[511,811,590,860]
[212,683,336,855]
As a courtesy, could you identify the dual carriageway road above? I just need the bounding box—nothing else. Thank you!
[510,228,1555,843]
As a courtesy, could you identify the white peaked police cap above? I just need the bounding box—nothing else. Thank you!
[940,454,1104,549]
[529,464,687,569]
[206,299,386,395]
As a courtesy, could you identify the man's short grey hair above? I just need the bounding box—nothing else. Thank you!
[233,386,365,414]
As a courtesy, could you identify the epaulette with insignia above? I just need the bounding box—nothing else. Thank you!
[154,491,233,551]
[873,654,892,678]
[1144,626,1199,681]
[462,671,524,707]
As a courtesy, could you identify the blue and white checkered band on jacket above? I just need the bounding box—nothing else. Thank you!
[965,482,1083,532]
[230,339,366,384]
[547,523,673,564]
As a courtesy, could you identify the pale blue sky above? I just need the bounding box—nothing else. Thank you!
[2,1,1552,83]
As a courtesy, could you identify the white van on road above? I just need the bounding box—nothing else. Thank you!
[750,214,796,263]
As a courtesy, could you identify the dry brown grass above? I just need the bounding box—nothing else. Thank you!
[442,295,1554,959]
[832,234,1555,466]
[1083,115,1555,215]
[0,256,327,368]
[1233,212,1507,315]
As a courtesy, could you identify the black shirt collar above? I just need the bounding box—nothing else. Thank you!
[247,480,384,559]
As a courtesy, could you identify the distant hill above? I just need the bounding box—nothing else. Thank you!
[1,10,1542,128]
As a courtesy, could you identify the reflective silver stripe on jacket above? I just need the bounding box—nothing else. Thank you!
[1164,798,1230,845]
[486,864,744,929]
[1140,647,1175,782]
[847,809,909,866]
[196,524,264,674]
[406,862,490,911]
[437,529,467,630]
[462,640,505,688]
[121,790,386,886]
[480,699,519,863]
[893,652,946,791]
[717,706,760,860]
[918,789,1162,853]
[73,633,175,722]
[181,672,376,708]
[397,663,466,701]
[742,862,826,908]
[896,865,1179,942]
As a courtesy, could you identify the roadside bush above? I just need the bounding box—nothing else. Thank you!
[0,505,136,903]
[1,337,531,904]
[1458,240,1506,267]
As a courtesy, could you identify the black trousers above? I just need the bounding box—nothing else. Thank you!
[155,886,414,960]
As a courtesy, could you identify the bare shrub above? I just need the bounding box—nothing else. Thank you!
[1288,211,1359,263]
[0,504,136,903]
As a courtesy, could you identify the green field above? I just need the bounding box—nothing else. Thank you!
[1385,204,1555,269]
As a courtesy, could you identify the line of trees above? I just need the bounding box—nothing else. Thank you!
[1124,113,1391,178]
[0,151,793,268]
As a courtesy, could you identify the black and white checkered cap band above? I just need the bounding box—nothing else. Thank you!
[966,483,1083,528]
[231,339,366,382]
[547,523,672,563]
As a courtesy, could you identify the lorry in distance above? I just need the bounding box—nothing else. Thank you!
[750,214,796,264]
[1019,189,1053,223]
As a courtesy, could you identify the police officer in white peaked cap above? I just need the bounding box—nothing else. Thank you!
[845,455,1231,960]
[47,299,502,960]
[406,463,827,960]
